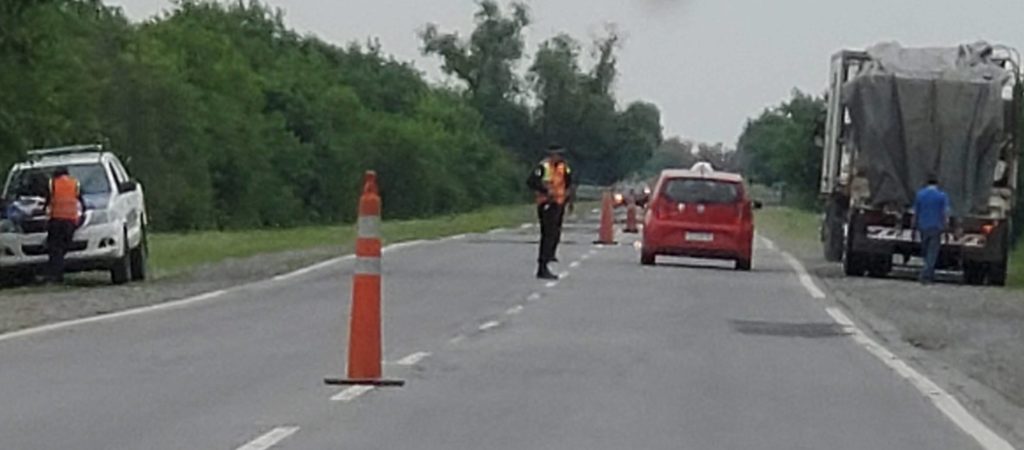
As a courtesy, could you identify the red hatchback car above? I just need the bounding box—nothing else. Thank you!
[641,163,759,270]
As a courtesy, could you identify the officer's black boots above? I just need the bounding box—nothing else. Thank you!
[536,263,558,280]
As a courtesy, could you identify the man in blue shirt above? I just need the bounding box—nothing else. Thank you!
[912,174,951,283]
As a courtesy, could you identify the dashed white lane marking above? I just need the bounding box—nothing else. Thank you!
[395,351,431,366]
[235,426,300,450]
[825,308,1015,450]
[0,288,228,344]
[526,292,542,302]
[545,281,559,288]
[331,385,374,402]
[478,321,501,331]
[449,335,466,344]
[505,305,524,315]
[569,261,581,268]
[780,251,826,299]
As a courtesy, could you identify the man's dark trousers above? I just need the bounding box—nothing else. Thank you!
[537,202,564,263]
[919,229,942,283]
[47,219,77,282]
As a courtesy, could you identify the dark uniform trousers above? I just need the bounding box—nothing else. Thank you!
[537,202,565,263]
[47,219,77,282]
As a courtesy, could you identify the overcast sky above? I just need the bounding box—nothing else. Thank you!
[107,0,1024,145]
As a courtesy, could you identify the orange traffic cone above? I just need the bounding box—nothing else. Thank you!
[624,200,639,233]
[594,190,617,245]
[325,171,404,387]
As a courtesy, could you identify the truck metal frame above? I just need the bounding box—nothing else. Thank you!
[819,46,1022,285]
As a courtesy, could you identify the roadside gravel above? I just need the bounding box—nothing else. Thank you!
[759,218,1024,444]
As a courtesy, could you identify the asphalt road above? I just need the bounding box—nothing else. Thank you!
[0,215,1004,449]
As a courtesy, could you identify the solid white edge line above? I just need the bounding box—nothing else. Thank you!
[478,320,501,331]
[824,307,1015,450]
[395,351,431,366]
[0,288,228,344]
[235,426,300,450]
[0,237,442,344]
[331,385,375,402]
[780,251,826,299]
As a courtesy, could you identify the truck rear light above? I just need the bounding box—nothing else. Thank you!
[981,224,995,235]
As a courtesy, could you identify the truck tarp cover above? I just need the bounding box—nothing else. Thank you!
[844,42,1010,216]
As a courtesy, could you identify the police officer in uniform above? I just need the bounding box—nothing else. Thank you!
[45,167,83,283]
[527,145,573,280]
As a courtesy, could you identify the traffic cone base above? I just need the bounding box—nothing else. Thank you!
[324,378,406,387]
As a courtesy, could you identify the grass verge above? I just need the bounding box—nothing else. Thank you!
[149,204,534,277]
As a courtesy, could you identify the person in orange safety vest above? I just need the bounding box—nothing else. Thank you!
[526,145,573,280]
[45,167,83,283]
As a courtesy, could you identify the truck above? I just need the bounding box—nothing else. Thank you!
[0,145,148,285]
[819,42,1021,285]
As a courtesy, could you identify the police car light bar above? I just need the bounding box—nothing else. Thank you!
[26,144,104,160]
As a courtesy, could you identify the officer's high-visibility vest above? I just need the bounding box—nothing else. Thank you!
[49,175,81,222]
[537,159,570,206]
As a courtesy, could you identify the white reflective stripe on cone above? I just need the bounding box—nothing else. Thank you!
[354,256,382,275]
[358,216,381,238]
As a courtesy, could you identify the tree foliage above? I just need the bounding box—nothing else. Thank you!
[0,0,521,230]
[735,90,826,207]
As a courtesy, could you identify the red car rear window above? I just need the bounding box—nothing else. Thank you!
[662,178,740,204]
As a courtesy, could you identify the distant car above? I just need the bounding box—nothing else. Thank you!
[641,163,760,270]
[0,145,148,285]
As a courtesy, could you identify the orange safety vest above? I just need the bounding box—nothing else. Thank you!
[49,175,81,221]
[536,159,570,206]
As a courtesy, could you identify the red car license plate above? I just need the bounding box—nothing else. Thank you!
[685,232,713,242]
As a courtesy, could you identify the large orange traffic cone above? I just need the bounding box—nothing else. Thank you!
[594,190,617,245]
[624,200,639,233]
[325,171,404,387]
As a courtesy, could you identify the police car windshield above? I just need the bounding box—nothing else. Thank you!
[663,178,739,204]
[6,164,110,198]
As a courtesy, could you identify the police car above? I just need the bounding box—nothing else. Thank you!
[0,145,148,285]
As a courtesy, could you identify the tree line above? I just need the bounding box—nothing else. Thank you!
[0,0,663,231]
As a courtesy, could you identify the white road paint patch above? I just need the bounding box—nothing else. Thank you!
[526,292,542,302]
[505,305,524,315]
[0,288,229,344]
[545,281,559,288]
[569,261,580,268]
[382,240,426,253]
[758,235,777,250]
[235,426,300,450]
[449,335,466,344]
[395,351,431,366]
[331,385,375,402]
[632,241,642,251]
[272,256,352,282]
[824,308,1015,450]
[478,320,501,331]
[780,251,826,299]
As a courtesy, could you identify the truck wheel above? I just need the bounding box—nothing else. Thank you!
[844,251,866,277]
[130,226,148,281]
[963,261,985,286]
[988,263,1007,286]
[866,254,892,278]
[641,252,656,266]
[110,230,132,285]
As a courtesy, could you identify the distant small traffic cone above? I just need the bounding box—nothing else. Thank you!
[624,200,639,233]
[594,190,617,245]
[325,171,404,387]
